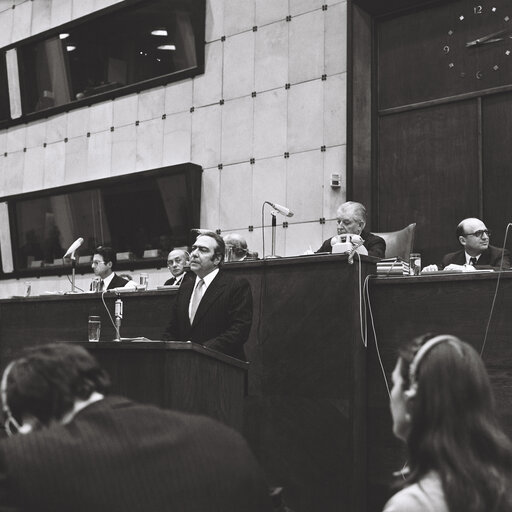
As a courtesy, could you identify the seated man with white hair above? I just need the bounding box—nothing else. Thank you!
[316,201,386,258]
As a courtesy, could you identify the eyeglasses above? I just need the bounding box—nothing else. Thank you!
[465,229,490,238]
[92,260,105,266]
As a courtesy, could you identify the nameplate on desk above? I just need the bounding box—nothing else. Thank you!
[143,249,161,258]
[30,260,43,268]
[117,252,134,261]
[78,255,92,264]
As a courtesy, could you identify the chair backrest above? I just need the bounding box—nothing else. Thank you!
[374,223,416,260]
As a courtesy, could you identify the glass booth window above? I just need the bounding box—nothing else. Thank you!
[11,164,201,272]
[17,0,203,114]
[0,54,10,121]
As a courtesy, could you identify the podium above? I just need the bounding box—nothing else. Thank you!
[81,341,248,431]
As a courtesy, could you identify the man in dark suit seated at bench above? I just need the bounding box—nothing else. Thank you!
[422,217,511,272]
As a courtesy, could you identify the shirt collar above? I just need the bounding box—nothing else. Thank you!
[102,272,115,289]
[465,251,480,264]
[195,267,219,289]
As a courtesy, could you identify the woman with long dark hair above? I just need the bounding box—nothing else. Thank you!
[383,334,512,512]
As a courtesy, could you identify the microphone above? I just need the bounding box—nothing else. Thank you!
[265,201,294,217]
[63,237,84,258]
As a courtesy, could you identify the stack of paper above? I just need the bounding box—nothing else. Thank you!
[376,258,410,276]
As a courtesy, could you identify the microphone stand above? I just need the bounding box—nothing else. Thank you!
[114,293,123,341]
[71,253,77,293]
[267,211,280,259]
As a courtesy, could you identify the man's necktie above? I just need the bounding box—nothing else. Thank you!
[99,279,105,291]
[469,257,477,266]
[189,279,205,323]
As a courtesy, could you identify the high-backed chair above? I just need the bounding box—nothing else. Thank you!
[374,223,416,260]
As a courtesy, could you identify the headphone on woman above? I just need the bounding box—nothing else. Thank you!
[1,360,23,436]
[404,335,462,399]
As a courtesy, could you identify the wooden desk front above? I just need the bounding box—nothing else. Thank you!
[0,254,377,512]
[368,271,512,510]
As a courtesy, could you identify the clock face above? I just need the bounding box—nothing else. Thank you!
[442,2,512,79]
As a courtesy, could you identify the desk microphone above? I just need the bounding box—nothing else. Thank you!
[265,202,294,217]
[63,237,84,258]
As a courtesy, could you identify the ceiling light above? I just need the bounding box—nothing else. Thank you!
[59,33,70,39]
[157,44,176,51]
[151,28,168,36]
[66,45,76,52]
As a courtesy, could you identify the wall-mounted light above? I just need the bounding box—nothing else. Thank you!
[59,33,70,39]
[151,28,168,36]
[157,44,176,51]
[66,45,76,52]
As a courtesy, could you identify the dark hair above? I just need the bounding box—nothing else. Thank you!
[456,221,466,238]
[94,246,116,267]
[195,232,225,264]
[398,334,512,511]
[5,344,110,426]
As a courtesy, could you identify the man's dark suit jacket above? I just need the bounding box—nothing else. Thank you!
[163,270,194,286]
[107,273,129,290]
[0,396,272,512]
[316,229,386,258]
[442,245,512,269]
[162,270,252,360]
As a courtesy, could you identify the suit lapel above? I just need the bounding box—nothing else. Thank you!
[191,271,227,326]
[478,248,491,265]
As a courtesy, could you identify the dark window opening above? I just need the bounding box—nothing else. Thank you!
[16,0,204,116]
[7,164,201,276]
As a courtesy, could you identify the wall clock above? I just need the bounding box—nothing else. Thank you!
[442,2,512,79]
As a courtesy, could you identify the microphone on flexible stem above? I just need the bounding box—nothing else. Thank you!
[63,237,84,259]
[264,201,294,217]
[63,237,84,293]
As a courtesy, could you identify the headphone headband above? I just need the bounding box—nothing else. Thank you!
[406,335,460,398]
[1,360,22,436]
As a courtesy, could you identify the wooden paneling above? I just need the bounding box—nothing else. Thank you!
[84,343,247,431]
[378,0,512,110]
[367,272,512,510]
[482,92,512,248]
[0,256,378,512]
[377,100,480,264]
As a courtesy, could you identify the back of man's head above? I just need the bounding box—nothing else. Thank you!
[3,344,110,428]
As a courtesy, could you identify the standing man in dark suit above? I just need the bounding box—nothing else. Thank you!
[422,217,511,272]
[91,246,136,290]
[162,232,252,360]
[316,201,386,258]
[0,344,272,512]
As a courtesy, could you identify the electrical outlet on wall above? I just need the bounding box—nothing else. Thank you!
[330,173,341,188]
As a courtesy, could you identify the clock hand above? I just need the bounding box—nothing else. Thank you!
[466,27,512,47]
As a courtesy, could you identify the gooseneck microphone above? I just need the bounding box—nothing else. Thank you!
[63,237,84,258]
[264,201,294,217]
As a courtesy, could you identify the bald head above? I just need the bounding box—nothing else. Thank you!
[223,233,248,261]
[456,218,490,256]
[167,249,190,277]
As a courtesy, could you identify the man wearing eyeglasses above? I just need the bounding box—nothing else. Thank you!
[164,249,190,286]
[422,218,511,272]
[91,246,136,290]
